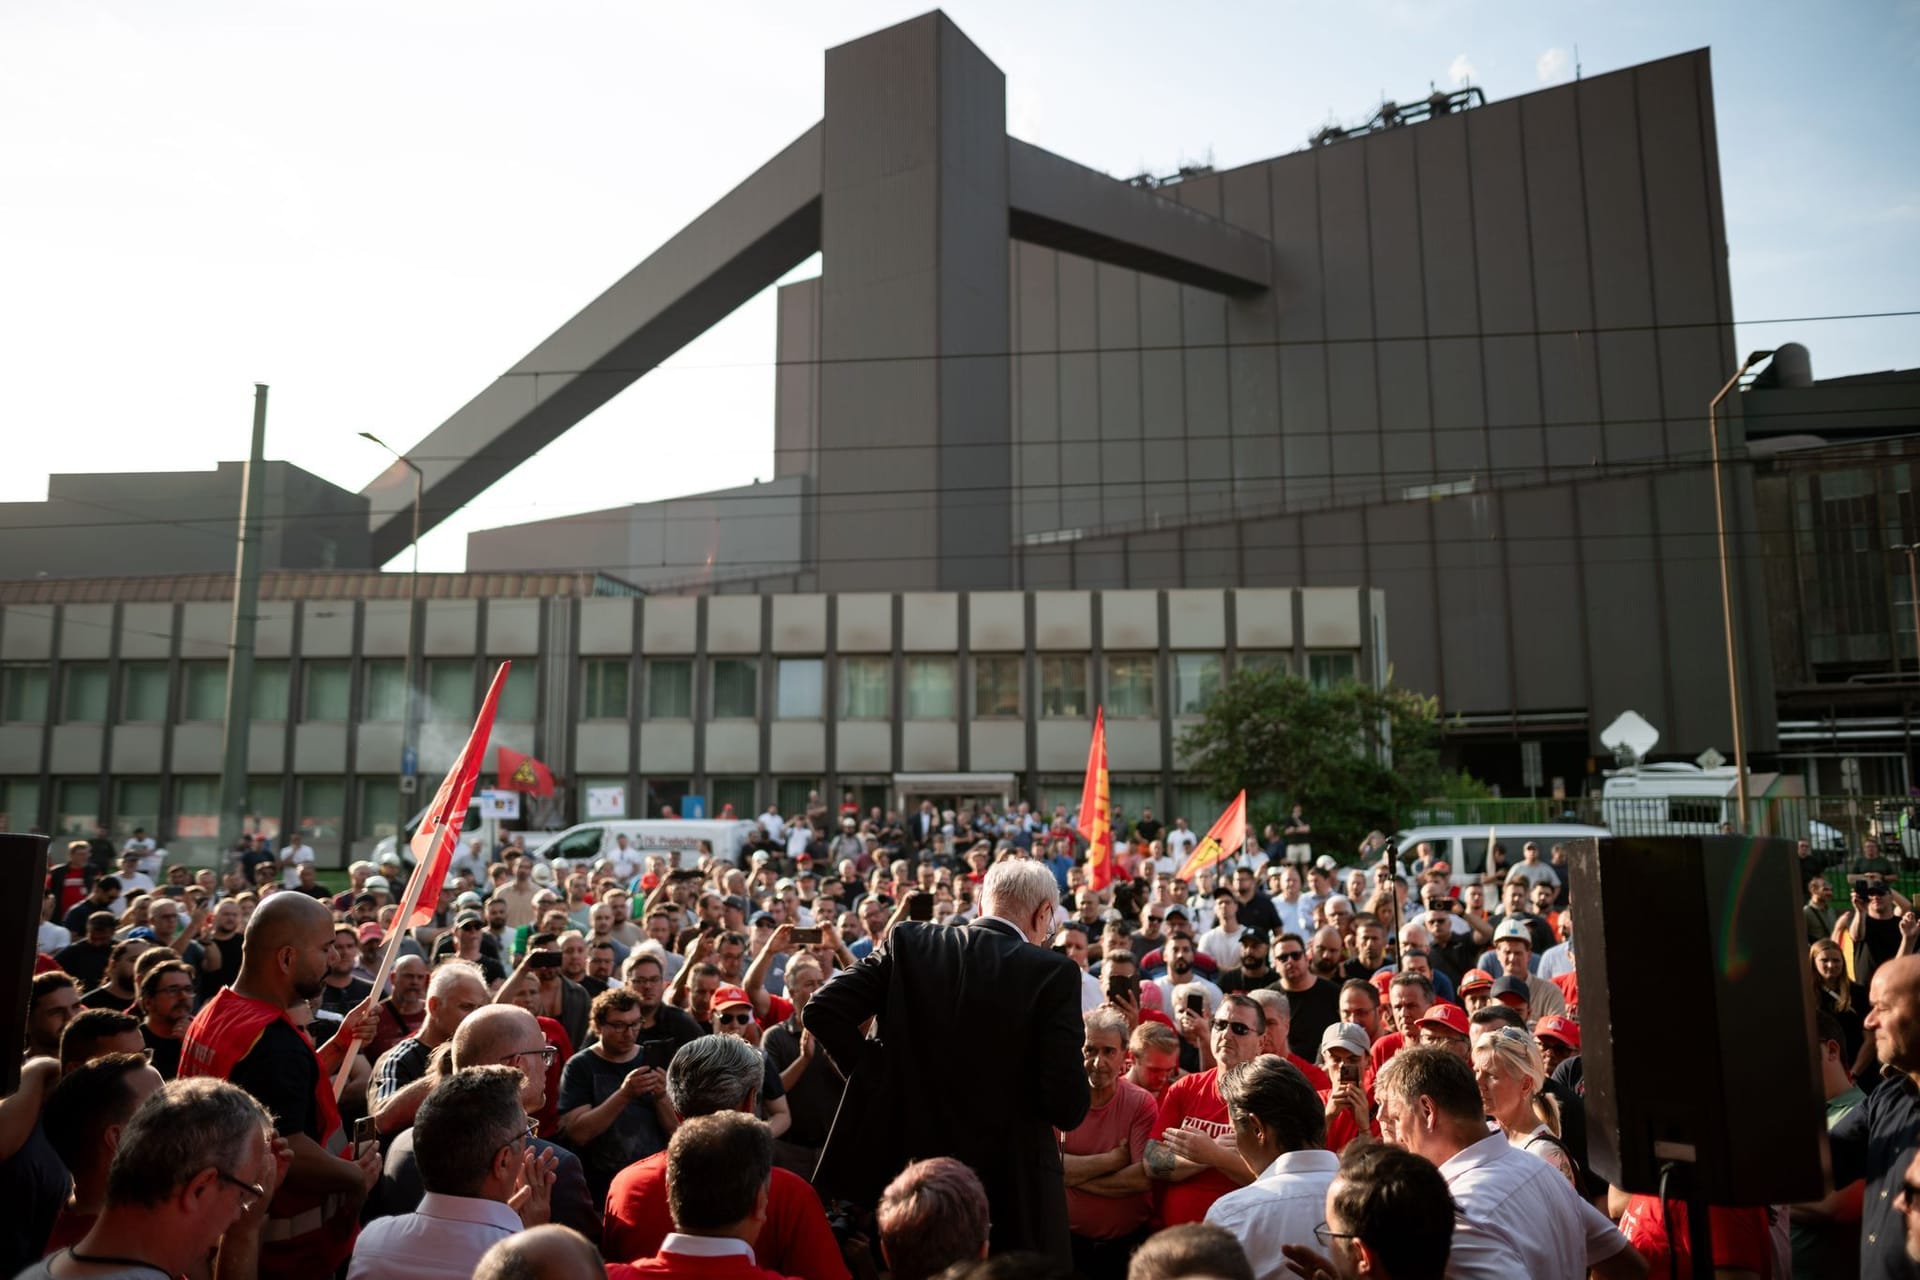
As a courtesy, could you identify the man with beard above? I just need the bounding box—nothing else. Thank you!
[1153,935,1222,1012]
[1058,1007,1158,1280]
[317,923,374,1020]
[1342,920,1388,982]
[1132,992,1272,1225]
[583,940,617,998]
[1306,927,1346,983]
[1274,933,1341,1061]
[80,937,147,1011]
[196,898,247,1003]
[1216,930,1277,995]
[181,891,383,1279]
[137,959,196,1079]
[55,912,119,991]
[368,954,430,1059]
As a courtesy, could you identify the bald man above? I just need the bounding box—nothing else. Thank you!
[374,1005,601,1238]
[1832,953,1920,1280]
[476,1224,607,1280]
[180,891,382,1279]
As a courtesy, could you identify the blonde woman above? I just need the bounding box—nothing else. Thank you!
[1810,938,1870,1078]
[1470,1024,1578,1187]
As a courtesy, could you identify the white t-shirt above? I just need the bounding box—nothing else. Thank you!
[37,922,70,954]
[1166,828,1199,862]
[280,843,315,887]
[760,811,787,844]
[122,836,161,876]
[1196,924,1246,972]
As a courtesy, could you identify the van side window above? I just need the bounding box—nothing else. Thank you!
[555,827,604,858]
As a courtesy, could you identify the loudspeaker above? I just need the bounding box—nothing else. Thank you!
[0,832,51,1096]
[1569,834,1827,1204]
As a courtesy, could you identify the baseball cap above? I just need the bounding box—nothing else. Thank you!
[724,895,750,914]
[125,926,157,942]
[364,875,391,893]
[1370,970,1396,997]
[750,910,775,927]
[640,873,660,891]
[1416,1002,1471,1038]
[1535,1015,1581,1050]
[1212,885,1238,901]
[751,850,771,864]
[455,891,484,910]
[1320,1021,1372,1057]
[1458,968,1495,994]
[1238,927,1270,947]
[357,923,385,943]
[1490,975,1532,1005]
[353,893,377,908]
[775,878,796,892]
[1492,918,1533,946]
[1426,861,1452,876]
[1314,855,1338,872]
[455,911,484,929]
[711,984,753,1012]
[1164,905,1189,920]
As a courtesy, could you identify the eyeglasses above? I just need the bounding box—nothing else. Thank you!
[1312,1223,1358,1248]
[1278,950,1306,962]
[717,1011,756,1026]
[600,1018,642,1033]
[1211,1018,1257,1037]
[217,1171,267,1214]
[506,1044,559,1064]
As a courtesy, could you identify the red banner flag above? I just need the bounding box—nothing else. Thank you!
[1077,707,1114,890]
[407,662,511,928]
[1175,790,1248,882]
[497,744,555,798]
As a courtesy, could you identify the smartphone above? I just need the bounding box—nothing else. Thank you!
[1105,972,1139,1004]
[906,892,934,922]
[790,926,824,944]
[527,950,563,970]
[1184,992,1205,1015]
[352,1115,379,1158]
[1339,1059,1361,1087]
[642,1040,675,1071]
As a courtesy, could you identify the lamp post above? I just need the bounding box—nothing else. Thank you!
[1709,350,1774,833]
[1892,545,1920,681]
[361,432,423,845]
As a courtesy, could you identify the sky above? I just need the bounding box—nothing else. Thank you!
[4,0,1916,572]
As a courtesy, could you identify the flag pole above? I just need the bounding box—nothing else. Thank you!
[331,838,436,1098]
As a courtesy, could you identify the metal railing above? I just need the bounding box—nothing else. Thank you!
[1405,793,1920,856]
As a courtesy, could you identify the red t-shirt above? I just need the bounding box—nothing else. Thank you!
[46,865,91,917]
[1285,1053,1330,1094]
[1618,1195,1773,1279]
[1061,1076,1158,1239]
[1369,1030,1406,1078]
[603,1152,849,1280]
[1149,1068,1240,1226]
[535,1014,572,1138]
[617,1252,802,1280]
[758,993,794,1030]
[1551,971,1578,1016]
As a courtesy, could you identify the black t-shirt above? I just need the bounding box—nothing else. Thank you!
[53,940,111,989]
[764,1020,841,1148]
[636,1004,703,1061]
[1282,977,1340,1059]
[0,1122,67,1273]
[61,899,106,936]
[79,985,133,1012]
[197,932,243,1004]
[317,977,373,1019]
[557,1048,669,1201]
[1134,818,1164,845]
[231,1018,320,1141]
[141,1023,183,1080]
[1234,890,1281,939]
[1216,966,1277,995]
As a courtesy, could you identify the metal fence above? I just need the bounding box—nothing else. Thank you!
[1405,793,1920,857]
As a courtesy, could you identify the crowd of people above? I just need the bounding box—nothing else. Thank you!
[4,798,1913,1279]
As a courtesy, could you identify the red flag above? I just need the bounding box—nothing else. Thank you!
[1175,790,1248,882]
[406,662,510,928]
[1077,707,1114,890]
[497,744,555,798]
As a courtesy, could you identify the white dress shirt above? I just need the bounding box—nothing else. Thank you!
[345,1191,521,1280]
[658,1234,756,1261]
[1438,1131,1629,1280]
[1205,1148,1341,1280]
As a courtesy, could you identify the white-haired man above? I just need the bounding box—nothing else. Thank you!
[368,960,491,1136]
[806,857,1090,1264]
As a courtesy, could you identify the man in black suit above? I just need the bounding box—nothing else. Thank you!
[806,858,1090,1263]
[906,800,940,850]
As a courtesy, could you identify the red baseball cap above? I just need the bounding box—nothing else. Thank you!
[1457,968,1494,994]
[356,923,385,943]
[1370,970,1396,998]
[1535,1015,1581,1050]
[1426,861,1452,877]
[639,873,660,891]
[711,984,753,1012]
[1416,1002,1471,1039]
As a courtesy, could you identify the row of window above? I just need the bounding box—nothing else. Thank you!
[0,658,539,726]
[0,649,1359,727]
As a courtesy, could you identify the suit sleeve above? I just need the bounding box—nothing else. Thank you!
[548,1147,601,1240]
[1033,955,1092,1132]
[802,944,892,1078]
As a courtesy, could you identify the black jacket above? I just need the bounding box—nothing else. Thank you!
[804,917,1089,1262]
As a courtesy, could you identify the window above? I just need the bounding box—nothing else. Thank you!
[1,778,41,831]
[1,663,50,722]
[250,661,291,720]
[112,779,161,840]
[643,780,689,819]
[62,663,110,722]
[1106,654,1157,718]
[426,659,473,721]
[1237,651,1290,676]
[1038,656,1088,718]
[496,659,537,722]
[1110,782,1159,833]
[582,658,630,720]
[711,659,758,719]
[244,778,283,840]
[120,662,170,722]
[56,779,100,836]
[550,826,605,859]
[775,778,818,817]
[1173,653,1222,715]
[296,777,345,842]
[358,777,402,841]
[839,657,890,720]
[362,659,406,721]
[905,657,955,719]
[777,658,823,719]
[1308,652,1358,689]
[174,776,221,839]
[972,656,1022,719]
[711,776,757,818]
[647,660,693,719]
[180,661,227,722]
[302,661,350,721]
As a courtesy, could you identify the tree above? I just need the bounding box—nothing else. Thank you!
[1175,666,1485,855]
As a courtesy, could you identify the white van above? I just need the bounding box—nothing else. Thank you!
[1393,824,1609,878]
[1600,763,1845,848]
[526,819,760,870]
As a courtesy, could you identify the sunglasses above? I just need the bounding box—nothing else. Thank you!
[1211,1017,1257,1037]
[1278,950,1305,962]
[717,1011,756,1026]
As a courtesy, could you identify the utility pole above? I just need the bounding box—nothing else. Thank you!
[217,385,269,855]
[1708,350,1774,833]
[360,433,424,843]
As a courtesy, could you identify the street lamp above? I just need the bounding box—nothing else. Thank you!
[361,432,423,844]
[1892,545,1920,681]
[1709,349,1774,833]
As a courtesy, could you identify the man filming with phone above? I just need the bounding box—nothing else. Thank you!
[557,988,680,1206]
[1840,874,1914,988]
